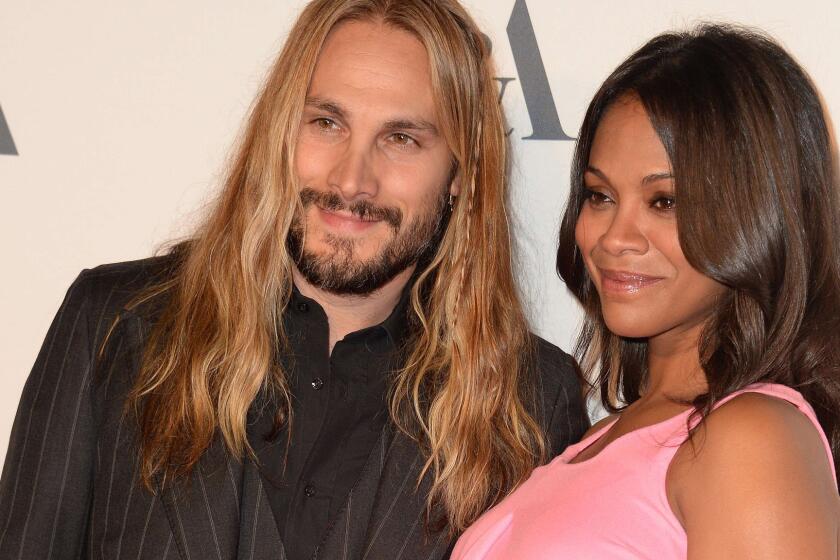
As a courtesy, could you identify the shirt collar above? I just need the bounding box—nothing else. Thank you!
[288,275,415,348]
[378,276,413,347]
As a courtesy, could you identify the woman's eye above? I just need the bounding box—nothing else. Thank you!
[583,188,612,207]
[651,196,676,210]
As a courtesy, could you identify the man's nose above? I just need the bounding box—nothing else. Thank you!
[598,206,649,256]
[326,142,379,201]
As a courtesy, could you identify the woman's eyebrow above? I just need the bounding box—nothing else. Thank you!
[585,166,674,187]
[584,165,611,186]
[642,172,674,185]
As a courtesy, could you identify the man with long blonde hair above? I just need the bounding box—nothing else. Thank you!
[0,1,587,558]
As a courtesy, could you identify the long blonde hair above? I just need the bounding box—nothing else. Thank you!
[128,0,544,532]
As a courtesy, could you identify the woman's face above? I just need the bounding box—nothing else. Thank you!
[575,96,725,344]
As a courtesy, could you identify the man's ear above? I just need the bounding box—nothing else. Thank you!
[449,177,461,197]
[448,163,461,197]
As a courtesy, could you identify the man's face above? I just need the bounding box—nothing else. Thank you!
[290,20,455,295]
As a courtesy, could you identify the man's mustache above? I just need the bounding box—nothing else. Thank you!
[300,188,402,229]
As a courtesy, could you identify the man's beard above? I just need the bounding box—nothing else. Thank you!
[287,187,449,296]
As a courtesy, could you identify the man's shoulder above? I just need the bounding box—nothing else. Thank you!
[527,334,590,452]
[528,334,581,388]
[80,253,177,285]
[71,253,179,322]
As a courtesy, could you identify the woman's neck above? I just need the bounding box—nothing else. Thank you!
[643,321,708,402]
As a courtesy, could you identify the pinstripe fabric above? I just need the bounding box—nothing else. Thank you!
[314,339,589,560]
[0,257,589,560]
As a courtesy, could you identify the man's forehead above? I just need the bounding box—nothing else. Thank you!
[307,20,438,121]
[317,19,429,71]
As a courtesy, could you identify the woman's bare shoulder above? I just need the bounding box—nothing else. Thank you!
[668,391,839,558]
[581,413,619,440]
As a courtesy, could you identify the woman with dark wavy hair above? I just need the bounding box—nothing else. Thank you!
[452,24,840,559]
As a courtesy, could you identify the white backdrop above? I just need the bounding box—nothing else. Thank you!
[1,0,839,464]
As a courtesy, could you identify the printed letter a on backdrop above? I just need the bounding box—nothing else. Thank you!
[0,105,18,156]
[507,0,573,141]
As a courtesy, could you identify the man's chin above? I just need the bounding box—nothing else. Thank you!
[295,256,410,296]
[304,237,385,263]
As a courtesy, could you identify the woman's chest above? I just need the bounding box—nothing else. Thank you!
[453,439,688,560]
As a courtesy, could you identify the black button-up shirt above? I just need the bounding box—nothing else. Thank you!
[251,284,410,560]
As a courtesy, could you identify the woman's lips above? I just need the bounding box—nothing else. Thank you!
[597,268,665,295]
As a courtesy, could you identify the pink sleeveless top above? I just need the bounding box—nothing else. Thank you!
[451,383,837,560]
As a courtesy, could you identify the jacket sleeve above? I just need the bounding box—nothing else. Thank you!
[531,338,591,457]
[546,351,590,456]
[0,271,100,559]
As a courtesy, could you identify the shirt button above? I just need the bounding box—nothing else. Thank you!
[297,302,309,312]
[304,484,316,497]
[311,378,324,390]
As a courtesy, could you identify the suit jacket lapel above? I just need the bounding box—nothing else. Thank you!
[157,442,249,560]
[238,389,288,560]
[358,431,451,560]
[314,425,451,560]
[236,458,287,560]
[313,425,394,560]
[155,402,288,560]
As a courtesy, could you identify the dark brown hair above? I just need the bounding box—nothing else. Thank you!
[557,24,840,476]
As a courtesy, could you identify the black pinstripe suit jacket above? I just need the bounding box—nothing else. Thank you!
[0,257,589,560]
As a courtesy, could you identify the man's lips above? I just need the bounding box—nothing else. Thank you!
[316,206,382,233]
[597,268,665,294]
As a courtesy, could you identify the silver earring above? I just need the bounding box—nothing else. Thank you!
[448,194,456,209]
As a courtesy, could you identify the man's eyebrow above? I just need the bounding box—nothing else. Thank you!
[304,97,439,135]
[304,97,347,119]
[383,118,439,136]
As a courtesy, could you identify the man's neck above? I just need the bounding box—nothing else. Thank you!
[292,265,415,354]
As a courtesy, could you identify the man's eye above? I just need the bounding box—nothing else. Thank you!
[390,133,418,147]
[313,118,339,131]
[583,188,612,207]
[651,196,676,210]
